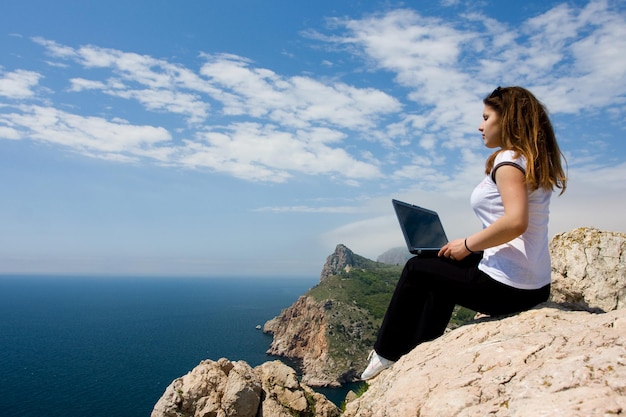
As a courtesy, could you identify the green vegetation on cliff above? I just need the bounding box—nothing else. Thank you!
[309,262,401,320]
[306,252,475,381]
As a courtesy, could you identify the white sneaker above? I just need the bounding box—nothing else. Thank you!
[360,350,395,380]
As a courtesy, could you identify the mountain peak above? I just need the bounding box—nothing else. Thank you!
[319,244,355,281]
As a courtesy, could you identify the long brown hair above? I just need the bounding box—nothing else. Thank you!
[484,86,567,194]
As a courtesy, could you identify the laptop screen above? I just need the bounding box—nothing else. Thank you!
[392,199,448,252]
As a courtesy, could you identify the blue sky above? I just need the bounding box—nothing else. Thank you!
[1,0,625,278]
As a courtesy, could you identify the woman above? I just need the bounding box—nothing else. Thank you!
[361,86,567,380]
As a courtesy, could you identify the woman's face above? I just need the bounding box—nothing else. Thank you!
[479,105,502,149]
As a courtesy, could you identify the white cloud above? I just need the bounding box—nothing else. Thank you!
[522,1,626,113]
[69,78,107,91]
[112,88,209,124]
[199,53,402,130]
[69,77,209,124]
[0,125,21,140]
[32,37,77,59]
[1,105,172,156]
[181,122,382,182]
[336,1,626,120]
[36,41,402,132]
[2,38,400,183]
[0,69,42,99]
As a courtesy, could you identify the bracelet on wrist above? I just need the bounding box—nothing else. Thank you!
[464,238,477,254]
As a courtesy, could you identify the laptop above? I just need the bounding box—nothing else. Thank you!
[392,199,449,256]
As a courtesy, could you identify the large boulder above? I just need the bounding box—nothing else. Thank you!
[151,358,262,417]
[342,305,626,417]
[550,227,626,312]
[151,359,340,417]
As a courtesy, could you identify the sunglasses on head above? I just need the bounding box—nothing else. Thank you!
[489,86,503,99]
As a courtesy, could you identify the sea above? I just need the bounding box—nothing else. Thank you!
[0,275,359,417]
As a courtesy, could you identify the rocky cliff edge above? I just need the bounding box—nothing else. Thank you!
[152,227,626,417]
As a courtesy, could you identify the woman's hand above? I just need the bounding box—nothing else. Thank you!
[438,238,471,261]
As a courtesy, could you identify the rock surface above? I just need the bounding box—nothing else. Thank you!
[151,358,340,417]
[550,227,626,312]
[263,295,337,387]
[320,244,356,281]
[342,305,626,417]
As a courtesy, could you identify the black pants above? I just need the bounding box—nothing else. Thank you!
[374,253,550,361]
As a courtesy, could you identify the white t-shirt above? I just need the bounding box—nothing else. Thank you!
[470,150,552,290]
